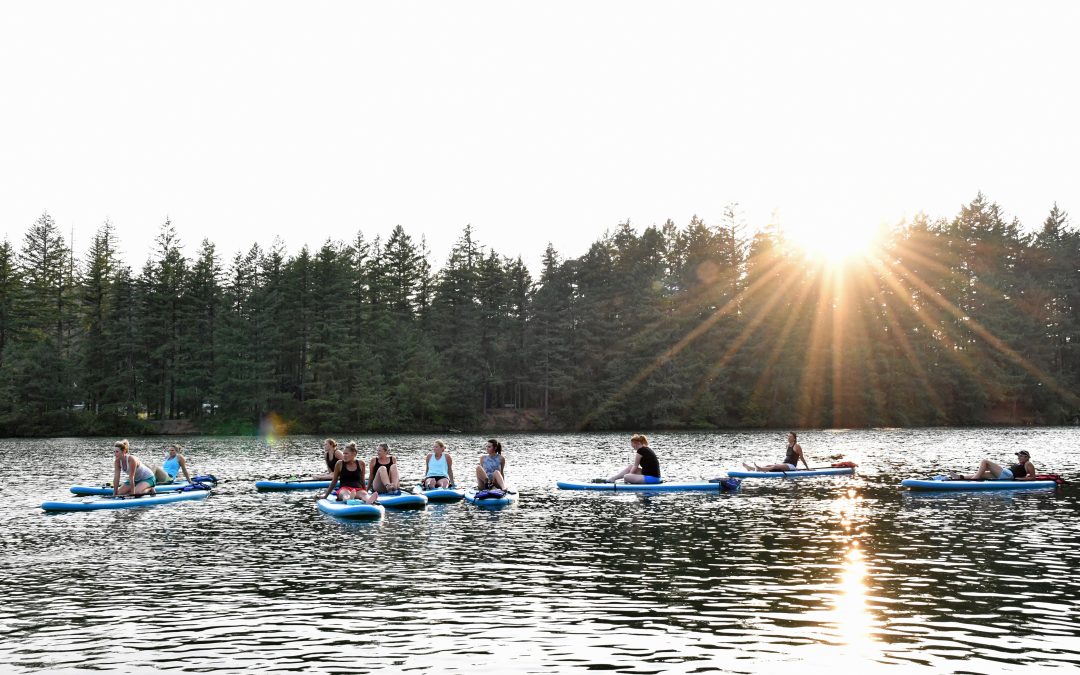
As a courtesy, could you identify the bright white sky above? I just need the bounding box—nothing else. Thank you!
[1,1,1077,273]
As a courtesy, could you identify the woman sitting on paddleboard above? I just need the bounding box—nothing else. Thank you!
[423,440,455,489]
[314,438,343,480]
[320,442,376,503]
[608,434,661,484]
[475,439,506,490]
[951,450,1037,481]
[369,443,400,494]
[153,444,192,484]
[112,439,156,496]
[743,432,809,472]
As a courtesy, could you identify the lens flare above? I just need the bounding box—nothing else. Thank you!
[259,412,288,447]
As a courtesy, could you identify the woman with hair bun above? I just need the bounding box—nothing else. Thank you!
[111,439,156,496]
[475,439,506,490]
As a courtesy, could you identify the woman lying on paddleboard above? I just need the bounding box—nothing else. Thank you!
[743,432,809,472]
[314,438,344,480]
[475,439,506,490]
[112,439,156,496]
[423,440,455,489]
[153,444,192,484]
[950,450,1037,481]
[607,434,661,484]
[320,442,377,503]
[369,443,400,493]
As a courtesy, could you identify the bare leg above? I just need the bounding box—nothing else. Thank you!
[475,465,488,489]
[971,459,1003,480]
[489,470,506,490]
[436,477,450,488]
[371,467,390,493]
[608,463,633,483]
[389,464,400,491]
[623,470,646,484]
[133,480,155,496]
[116,483,133,496]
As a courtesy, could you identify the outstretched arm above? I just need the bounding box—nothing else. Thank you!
[320,463,342,500]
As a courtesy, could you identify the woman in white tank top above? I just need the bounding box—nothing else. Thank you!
[423,440,454,489]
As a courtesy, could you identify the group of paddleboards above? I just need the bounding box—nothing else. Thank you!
[42,437,519,516]
[39,432,1066,514]
[557,432,1066,493]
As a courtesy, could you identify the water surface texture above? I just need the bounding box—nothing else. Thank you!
[1,429,1077,673]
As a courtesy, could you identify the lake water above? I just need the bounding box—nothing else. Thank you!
[1,428,1077,674]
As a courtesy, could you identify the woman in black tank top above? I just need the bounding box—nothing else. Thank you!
[314,439,343,480]
[743,432,809,472]
[320,442,376,503]
[951,450,1037,481]
[369,443,400,494]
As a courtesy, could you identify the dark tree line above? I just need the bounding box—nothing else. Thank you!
[1,193,1078,436]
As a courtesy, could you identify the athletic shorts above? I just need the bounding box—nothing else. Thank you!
[780,463,797,471]
[124,475,156,488]
[996,468,1014,481]
[643,475,662,484]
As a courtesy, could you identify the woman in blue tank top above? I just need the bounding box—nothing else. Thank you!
[423,440,455,489]
[475,439,506,490]
[743,432,809,472]
[951,450,1037,481]
[153,445,192,484]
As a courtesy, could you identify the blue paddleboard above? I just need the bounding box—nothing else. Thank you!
[464,488,519,508]
[413,484,465,502]
[726,468,855,479]
[557,479,740,492]
[316,498,385,519]
[901,478,1058,491]
[255,479,331,491]
[42,491,210,512]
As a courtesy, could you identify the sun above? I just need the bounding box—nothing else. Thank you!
[780,220,882,264]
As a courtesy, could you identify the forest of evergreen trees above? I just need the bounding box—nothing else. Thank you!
[1,193,1078,436]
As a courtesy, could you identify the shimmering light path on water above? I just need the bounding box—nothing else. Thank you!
[1,429,1078,673]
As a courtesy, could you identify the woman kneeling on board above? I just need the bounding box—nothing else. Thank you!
[112,439,156,496]
[607,434,661,484]
[475,439,506,490]
[320,442,376,503]
[743,432,809,472]
[153,444,192,484]
[423,440,455,489]
[950,451,1037,481]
